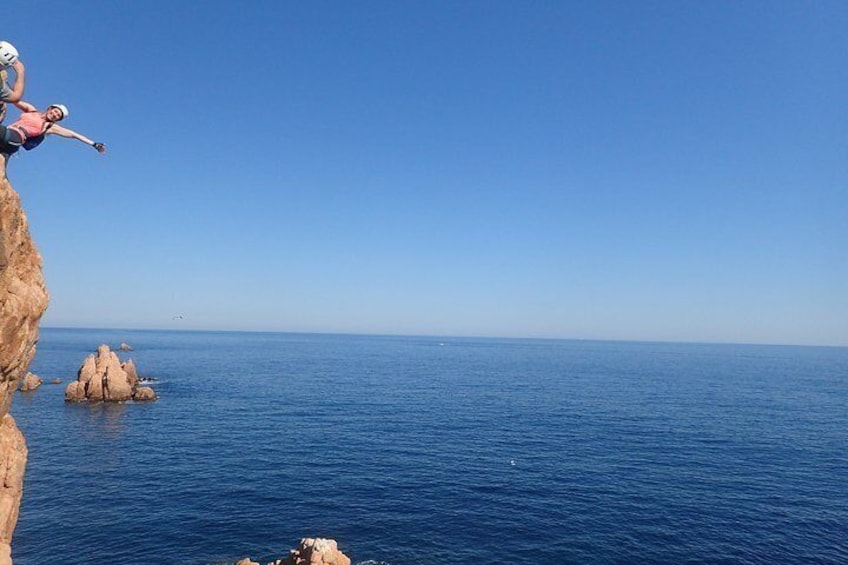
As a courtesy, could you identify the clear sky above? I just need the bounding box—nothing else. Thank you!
[5,1,846,345]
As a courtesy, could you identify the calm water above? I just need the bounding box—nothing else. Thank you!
[10,328,848,564]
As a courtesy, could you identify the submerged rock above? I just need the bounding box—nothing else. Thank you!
[65,345,157,403]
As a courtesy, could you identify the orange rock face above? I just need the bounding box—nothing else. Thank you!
[0,416,26,565]
[0,169,48,414]
[0,166,50,564]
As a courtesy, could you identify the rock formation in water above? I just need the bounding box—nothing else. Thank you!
[64,345,156,402]
[118,342,133,351]
[0,168,50,564]
[236,538,351,565]
[18,373,41,392]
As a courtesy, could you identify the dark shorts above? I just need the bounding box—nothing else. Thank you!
[0,124,22,155]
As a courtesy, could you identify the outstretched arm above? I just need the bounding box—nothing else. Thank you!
[13,100,36,112]
[4,60,25,102]
[45,124,107,154]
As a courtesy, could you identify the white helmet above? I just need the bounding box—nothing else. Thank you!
[0,41,18,68]
[48,104,69,119]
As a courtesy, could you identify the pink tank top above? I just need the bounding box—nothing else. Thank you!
[9,111,47,139]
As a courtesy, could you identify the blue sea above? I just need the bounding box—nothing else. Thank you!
[10,328,848,564]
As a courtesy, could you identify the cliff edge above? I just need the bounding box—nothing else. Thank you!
[0,167,49,564]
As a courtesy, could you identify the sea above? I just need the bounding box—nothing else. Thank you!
[9,328,848,564]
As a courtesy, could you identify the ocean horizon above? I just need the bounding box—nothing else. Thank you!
[11,327,848,564]
[38,325,848,349]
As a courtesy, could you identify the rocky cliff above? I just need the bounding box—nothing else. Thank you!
[0,168,49,564]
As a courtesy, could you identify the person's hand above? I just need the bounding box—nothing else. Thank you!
[93,142,107,155]
[12,60,23,73]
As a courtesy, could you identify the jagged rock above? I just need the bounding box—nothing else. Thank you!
[77,354,101,400]
[18,373,41,392]
[118,342,133,351]
[86,367,105,401]
[104,363,132,401]
[133,387,156,401]
[0,167,49,564]
[77,354,96,384]
[94,345,110,373]
[66,345,156,403]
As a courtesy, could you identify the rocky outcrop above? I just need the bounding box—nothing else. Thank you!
[64,345,156,402]
[18,373,41,392]
[0,169,50,564]
[282,538,351,565]
[118,342,132,351]
[237,538,351,565]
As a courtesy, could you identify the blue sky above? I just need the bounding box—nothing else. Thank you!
[5,1,846,345]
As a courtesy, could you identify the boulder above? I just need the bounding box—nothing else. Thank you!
[19,372,42,392]
[94,344,111,374]
[121,359,139,388]
[64,381,85,402]
[133,387,156,401]
[104,363,133,402]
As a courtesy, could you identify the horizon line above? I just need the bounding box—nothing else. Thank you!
[39,325,847,350]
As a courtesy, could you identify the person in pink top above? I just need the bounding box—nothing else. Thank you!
[0,101,106,159]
